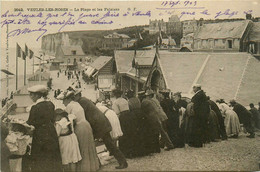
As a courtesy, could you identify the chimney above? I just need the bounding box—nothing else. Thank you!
[246,13,252,20]
[199,18,204,26]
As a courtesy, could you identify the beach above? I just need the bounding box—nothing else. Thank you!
[1,47,40,98]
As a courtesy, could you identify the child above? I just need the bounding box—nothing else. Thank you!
[54,109,82,172]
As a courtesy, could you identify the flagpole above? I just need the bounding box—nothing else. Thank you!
[16,44,18,90]
[24,57,26,86]
[33,55,34,75]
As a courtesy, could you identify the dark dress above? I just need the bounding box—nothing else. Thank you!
[208,110,221,141]
[141,98,162,154]
[128,97,147,157]
[27,101,62,172]
[190,90,210,147]
[249,107,260,129]
[1,123,11,172]
[209,100,227,140]
[160,98,184,147]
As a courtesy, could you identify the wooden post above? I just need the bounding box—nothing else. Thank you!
[32,55,34,75]
[16,44,18,90]
[24,57,26,86]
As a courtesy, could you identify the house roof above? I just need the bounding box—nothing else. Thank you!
[249,22,260,42]
[126,68,147,83]
[114,50,155,73]
[61,46,85,56]
[194,20,251,40]
[153,51,260,105]
[90,56,112,71]
[104,32,130,39]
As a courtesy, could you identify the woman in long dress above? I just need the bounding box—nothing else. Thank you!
[217,102,240,138]
[58,90,100,171]
[27,85,62,172]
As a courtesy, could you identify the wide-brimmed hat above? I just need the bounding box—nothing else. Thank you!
[145,89,154,96]
[57,90,74,100]
[27,85,48,93]
[229,99,236,104]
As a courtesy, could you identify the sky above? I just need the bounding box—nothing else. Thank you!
[0,0,260,50]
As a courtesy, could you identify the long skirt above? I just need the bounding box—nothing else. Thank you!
[142,116,160,154]
[225,110,240,137]
[118,110,139,158]
[30,124,62,172]
[208,110,221,141]
[74,121,100,172]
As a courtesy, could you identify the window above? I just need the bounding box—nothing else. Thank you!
[80,58,82,62]
[228,40,232,48]
[71,50,76,55]
[67,59,70,63]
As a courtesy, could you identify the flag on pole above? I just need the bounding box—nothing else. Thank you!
[25,44,29,56]
[35,56,42,60]
[22,51,26,60]
[29,49,34,59]
[16,43,21,58]
[159,31,162,45]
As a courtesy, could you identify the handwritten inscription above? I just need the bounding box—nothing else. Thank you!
[1,8,151,41]
[157,1,253,19]
[7,27,47,41]
[1,3,255,41]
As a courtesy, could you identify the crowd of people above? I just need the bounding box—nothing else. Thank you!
[65,70,81,81]
[1,82,259,172]
[109,84,259,155]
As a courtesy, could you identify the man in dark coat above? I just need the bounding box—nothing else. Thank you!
[208,99,228,140]
[230,100,255,138]
[190,84,210,147]
[249,103,260,130]
[74,90,128,169]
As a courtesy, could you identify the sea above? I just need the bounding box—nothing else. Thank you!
[1,47,41,99]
